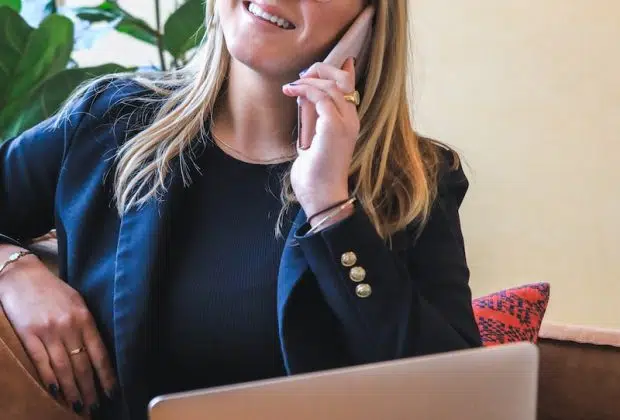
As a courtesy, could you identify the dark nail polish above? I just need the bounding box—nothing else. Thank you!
[105,384,118,400]
[288,82,298,86]
[72,400,84,414]
[351,56,357,66]
[89,403,100,416]
[299,68,308,77]
[48,384,59,399]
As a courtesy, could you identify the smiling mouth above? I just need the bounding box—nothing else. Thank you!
[243,2,295,30]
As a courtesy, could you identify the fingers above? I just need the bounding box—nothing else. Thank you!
[82,313,116,397]
[44,307,112,416]
[288,56,359,117]
[287,78,352,116]
[283,58,361,153]
[65,339,98,415]
[21,334,61,400]
[283,81,359,138]
[284,83,342,125]
[46,337,85,414]
[0,267,112,418]
[300,58,356,93]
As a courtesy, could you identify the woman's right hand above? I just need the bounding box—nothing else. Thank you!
[0,250,116,415]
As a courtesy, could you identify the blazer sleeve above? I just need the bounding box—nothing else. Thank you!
[294,153,482,365]
[0,82,108,244]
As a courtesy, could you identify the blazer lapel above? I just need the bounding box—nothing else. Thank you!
[112,170,183,418]
[277,209,310,373]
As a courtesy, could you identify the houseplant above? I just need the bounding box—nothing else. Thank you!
[0,0,205,141]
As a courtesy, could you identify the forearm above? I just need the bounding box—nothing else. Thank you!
[295,205,412,363]
[295,202,481,364]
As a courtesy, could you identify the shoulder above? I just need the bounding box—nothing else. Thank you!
[59,77,160,149]
[419,136,469,208]
[386,136,469,249]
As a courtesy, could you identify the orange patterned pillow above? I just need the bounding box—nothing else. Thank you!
[473,283,551,346]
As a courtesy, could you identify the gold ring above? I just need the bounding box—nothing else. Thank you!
[343,90,361,107]
[69,346,87,356]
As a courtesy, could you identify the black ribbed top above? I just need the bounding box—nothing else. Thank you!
[148,141,295,397]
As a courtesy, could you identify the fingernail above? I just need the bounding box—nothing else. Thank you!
[299,68,308,77]
[287,82,298,86]
[89,402,100,416]
[105,384,118,400]
[48,384,59,399]
[72,400,84,414]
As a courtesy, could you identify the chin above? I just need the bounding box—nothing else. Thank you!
[228,42,300,78]
[218,0,306,79]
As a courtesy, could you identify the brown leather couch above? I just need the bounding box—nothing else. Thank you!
[537,322,620,420]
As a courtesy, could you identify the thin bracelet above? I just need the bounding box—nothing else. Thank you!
[307,197,357,235]
[0,251,34,277]
[306,197,353,225]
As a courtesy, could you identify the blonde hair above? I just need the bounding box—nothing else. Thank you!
[58,0,455,240]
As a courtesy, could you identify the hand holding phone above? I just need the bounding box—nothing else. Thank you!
[297,6,375,150]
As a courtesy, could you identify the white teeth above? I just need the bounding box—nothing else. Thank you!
[247,2,293,29]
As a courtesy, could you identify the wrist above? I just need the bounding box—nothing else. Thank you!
[0,250,38,280]
[0,252,38,300]
[309,204,354,230]
[304,195,356,236]
[298,188,349,218]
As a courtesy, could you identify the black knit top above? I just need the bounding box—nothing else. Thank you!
[148,141,295,397]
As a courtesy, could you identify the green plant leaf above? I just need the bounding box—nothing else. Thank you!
[44,0,56,15]
[0,1,21,12]
[74,1,158,46]
[7,14,74,104]
[0,7,32,105]
[1,64,130,138]
[163,0,205,59]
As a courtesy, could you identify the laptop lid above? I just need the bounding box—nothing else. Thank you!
[149,342,538,420]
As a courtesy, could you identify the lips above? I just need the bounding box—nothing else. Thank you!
[244,1,295,30]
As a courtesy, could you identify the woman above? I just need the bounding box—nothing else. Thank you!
[0,0,481,419]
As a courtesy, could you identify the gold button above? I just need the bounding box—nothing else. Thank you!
[341,251,357,267]
[349,266,366,283]
[355,283,372,298]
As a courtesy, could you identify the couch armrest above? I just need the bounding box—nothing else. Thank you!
[537,322,620,420]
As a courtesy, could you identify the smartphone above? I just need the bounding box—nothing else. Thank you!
[297,6,375,150]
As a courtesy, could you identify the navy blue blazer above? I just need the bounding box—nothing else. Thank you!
[0,80,481,419]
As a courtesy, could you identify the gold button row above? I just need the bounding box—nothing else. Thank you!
[341,251,372,298]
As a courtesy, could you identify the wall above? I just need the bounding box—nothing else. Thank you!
[410,0,620,328]
[68,1,619,328]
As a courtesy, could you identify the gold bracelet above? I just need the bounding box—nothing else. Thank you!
[306,197,357,235]
[0,251,34,277]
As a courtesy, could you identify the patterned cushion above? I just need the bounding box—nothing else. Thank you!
[473,282,551,346]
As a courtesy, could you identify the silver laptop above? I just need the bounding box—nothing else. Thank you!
[149,342,538,420]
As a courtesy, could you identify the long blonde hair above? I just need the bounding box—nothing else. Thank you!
[59,0,453,240]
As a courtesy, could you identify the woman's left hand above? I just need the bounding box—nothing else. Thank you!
[282,57,359,220]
